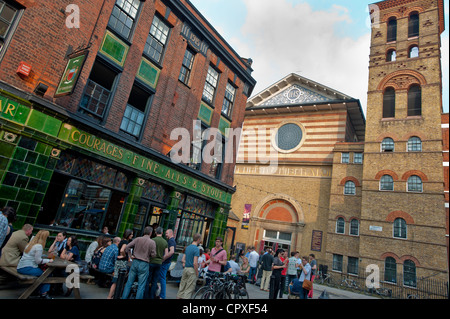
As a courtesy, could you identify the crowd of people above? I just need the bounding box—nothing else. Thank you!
[1,205,317,299]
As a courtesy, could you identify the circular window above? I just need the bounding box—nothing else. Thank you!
[274,122,304,152]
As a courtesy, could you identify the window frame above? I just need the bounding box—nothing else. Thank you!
[143,14,171,65]
[107,0,142,41]
[202,65,220,105]
[179,47,196,86]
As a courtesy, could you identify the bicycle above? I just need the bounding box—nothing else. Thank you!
[339,276,361,291]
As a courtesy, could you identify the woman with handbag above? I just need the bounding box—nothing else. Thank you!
[298,256,312,299]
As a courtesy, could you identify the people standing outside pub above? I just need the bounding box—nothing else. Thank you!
[260,248,273,291]
[145,226,168,299]
[308,253,317,298]
[206,237,227,277]
[121,226,156,299]
[159,229,176,299]
[298,256,312,299]
[247,246,259,284]
[176,233,201,299]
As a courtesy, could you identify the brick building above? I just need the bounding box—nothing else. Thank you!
[0,0,256,250]
[230,0,448,289]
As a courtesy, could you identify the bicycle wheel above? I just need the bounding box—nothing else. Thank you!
[192,286,209,299]
[200,288,216,299]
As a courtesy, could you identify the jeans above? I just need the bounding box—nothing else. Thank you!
[249,267,257,283]
[145,263,162,299]
[17,266,50,295]
[158,262,171,299]
[121,259,149,299]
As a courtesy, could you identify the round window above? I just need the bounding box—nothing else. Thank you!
[274,122,304,152]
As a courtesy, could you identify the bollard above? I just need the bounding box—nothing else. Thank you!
[114,268,128,299]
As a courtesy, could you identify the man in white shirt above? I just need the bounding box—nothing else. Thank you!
[247,246,259,284]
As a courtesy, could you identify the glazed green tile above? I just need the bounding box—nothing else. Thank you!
[13,147,27,161]
[17,188,35,202]
[0,142,15,157]
[24,151,38,164]
[35,154,48,167]
[43,116,62,137]
[0,185,18,200]
[26,109,46,131]
[25,164,44,178]
[8,160,27,175]
[14,104,31,124]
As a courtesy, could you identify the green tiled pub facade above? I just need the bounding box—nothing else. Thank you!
[0,90,233,250]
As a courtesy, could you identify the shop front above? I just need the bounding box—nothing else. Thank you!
[0,91,233,250]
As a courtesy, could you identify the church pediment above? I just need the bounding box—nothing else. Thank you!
[247,73,354,109]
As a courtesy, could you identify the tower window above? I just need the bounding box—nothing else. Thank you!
[383,87,395,118]
[408,12,419,38]
[408,85,422,116]
[387,17,397,42]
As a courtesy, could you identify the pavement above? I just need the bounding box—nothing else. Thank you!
[0,276,377,300]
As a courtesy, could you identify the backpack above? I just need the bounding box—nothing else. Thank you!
[90,248,104,269]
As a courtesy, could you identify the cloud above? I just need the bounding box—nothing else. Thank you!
[235,0,370,114]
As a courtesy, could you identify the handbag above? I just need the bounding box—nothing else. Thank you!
[302,279,313,291]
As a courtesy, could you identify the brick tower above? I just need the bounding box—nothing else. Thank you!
[359,0,447,284]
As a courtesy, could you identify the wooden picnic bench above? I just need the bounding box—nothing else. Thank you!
[0,259,94,299]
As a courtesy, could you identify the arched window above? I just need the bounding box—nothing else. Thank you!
[386,49,397,62]
[408,46,419,58]
[384,257,397,283]
[336,217,345,234]
[408,12,419,38]
[344,181,356,195]
[393,218,407,239]
[407,175,423,192]
[381,137,395,152]
[350,219,359,236]
[387,17,397,42]
[380,175,394,190]
[383,87,395,118]
[403,260,417,288]
[407,136,422,152]
[408,85,422,116]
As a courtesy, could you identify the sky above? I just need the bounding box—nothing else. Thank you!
[190,0,449,116]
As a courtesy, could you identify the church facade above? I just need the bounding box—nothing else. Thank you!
[230,0,448,289]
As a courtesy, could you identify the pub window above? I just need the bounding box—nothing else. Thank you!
[349,219,359,236]
[381,137,395,152]
[383,87,395,118]
[120,83,152,138]
[380,175,394,191]
[221,82,236,118]
[407,175,423,192]
[108,0,141,40]
[336,217,345,234]
[393,217,407,239]
[408,12,419,38]
[344,181,356,195]
[384,257,397,283]
[144,15,170,65]
[386,49,396,62]
[202,65,220,105]
[408,45,419,58]
[0,0,19,55]
[179,47,195,85]
[407,84,422,116]
[403,260,417,288]
[79,59,119,121]
[407,136,422,152]
[387,17,397,42]
[332,254,343,272]
[347,257,359,275]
